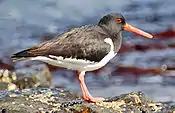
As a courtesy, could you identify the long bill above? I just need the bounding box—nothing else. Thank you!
[123,23,153,38]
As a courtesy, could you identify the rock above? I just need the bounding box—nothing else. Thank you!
[0,88,174,113]
[0,64,51,91]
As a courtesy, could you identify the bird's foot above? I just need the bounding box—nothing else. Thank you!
[83,96,105,102]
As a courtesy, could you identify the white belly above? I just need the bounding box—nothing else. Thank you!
[30,52,116,72]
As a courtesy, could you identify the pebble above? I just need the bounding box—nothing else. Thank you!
[8,83,17,91]
[30,105,33,108]
[2,109,6,113]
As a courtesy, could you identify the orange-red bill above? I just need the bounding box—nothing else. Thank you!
[123,23,153,38]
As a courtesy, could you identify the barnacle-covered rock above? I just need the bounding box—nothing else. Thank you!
[0,88,174,113]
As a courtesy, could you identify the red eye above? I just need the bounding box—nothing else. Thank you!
[116,18,122,23]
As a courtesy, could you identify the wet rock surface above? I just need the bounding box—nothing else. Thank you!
[0,88,174,113]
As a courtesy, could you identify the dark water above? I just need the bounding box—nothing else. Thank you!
[0,0,175,102]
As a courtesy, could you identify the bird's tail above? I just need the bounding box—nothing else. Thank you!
[11,47,37,62]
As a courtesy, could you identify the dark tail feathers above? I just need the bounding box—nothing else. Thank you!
[11,49,36,62]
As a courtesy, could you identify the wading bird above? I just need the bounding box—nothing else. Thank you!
[12,13,153,102]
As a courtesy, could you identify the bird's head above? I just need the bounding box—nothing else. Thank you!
[98,13,153,38]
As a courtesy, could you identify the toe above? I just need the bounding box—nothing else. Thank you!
[83,96,105,102]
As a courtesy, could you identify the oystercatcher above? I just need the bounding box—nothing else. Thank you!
[11,13,153,102]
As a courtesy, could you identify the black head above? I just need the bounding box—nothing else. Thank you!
[98,13,153,38]
[98,13,126,35]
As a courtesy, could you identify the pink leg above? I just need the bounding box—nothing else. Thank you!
[78,71,104,102]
